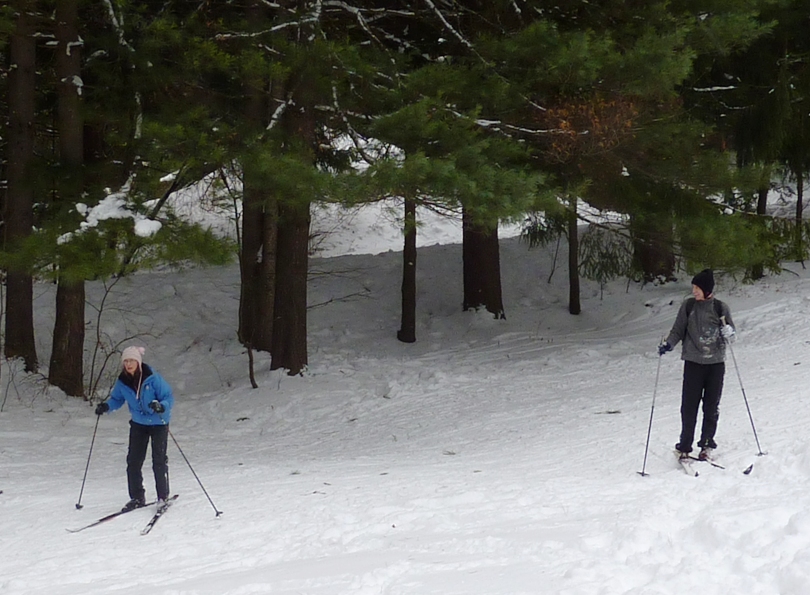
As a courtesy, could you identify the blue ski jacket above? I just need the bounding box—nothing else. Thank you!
[108,364,174,425]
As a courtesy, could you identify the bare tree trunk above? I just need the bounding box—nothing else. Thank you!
[630,213,676,282]
[749,184,770,280]
[237,0,276,353]
[5,1,38,371]
[397,197,417,343]
[796,169,805,262]
[49,0,86,397]
[462,209,505,319]
[50,282,86,396]
[270,202,309,375]
[269,63,316,374]
[238,171,277,352]
[567,195,581,315]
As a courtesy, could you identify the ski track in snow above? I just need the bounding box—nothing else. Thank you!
[2,236,810,594]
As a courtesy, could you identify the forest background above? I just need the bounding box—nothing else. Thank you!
[2,0,810,398]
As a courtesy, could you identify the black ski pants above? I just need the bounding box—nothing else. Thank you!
[678,360,725,453]
[127,421,170,501]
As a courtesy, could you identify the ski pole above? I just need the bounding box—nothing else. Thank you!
[722,317,765,456]
[76,412,101,509]
[153,406,222,516]
[166,424,223,517]
[638,351,663,477]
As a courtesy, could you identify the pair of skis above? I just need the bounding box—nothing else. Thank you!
[68,494,178,535]
[677,453,753,477]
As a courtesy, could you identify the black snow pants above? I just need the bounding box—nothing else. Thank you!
[678,360,725,453]
[127,421,170,501]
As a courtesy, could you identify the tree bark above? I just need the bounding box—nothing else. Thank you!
[567,196,581,315]
[5,1,38,371]
[50,282,86,396]
[749,184,770,280]
[270,202,309,375]
[238,170,277,352]
[462,209,505,319]
[630,214,676,282]
[237,0,276,353]
[796,169,805,261]
[49,0,86,397]
[397,197,417,343]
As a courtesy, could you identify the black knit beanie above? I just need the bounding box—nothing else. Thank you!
[691,269,714,297]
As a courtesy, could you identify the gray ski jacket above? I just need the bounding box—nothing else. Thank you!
[665,297,734,365]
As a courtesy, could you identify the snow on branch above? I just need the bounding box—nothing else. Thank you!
[321,1,381,44]
[446,109,572,138]
[691,86,737,92]
[214,18,317,40]
[331,85,381,167]
[423,0,473,49]
[102,0,134,52]
[267,95,294,131]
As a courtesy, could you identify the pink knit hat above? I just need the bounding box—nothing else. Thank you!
[121,345,145,367]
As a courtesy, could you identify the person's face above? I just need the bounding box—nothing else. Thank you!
[123,359,140,374]
[692,284,706,301]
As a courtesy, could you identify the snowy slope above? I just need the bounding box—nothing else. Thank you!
[2,206,810,595]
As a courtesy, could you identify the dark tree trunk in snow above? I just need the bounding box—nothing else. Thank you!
[238,173,277,353]
[462,209,505,319]
[567,196,581,315]
[631,214,676,282]
[50,282,86,396]
[796,169,805,262]
[269,68,315,375]
[5,2,38,372]
[397,197,417,343]
[750,185,770,280]
[237,0,276,353]
[49,0,86,397]
[270,202,309,375]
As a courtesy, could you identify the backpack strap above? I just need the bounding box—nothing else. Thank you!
[685,297,696,317]
[715,299,723,319]
[686,297,724,320]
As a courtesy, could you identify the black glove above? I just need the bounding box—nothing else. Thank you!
[95,402,109,416]
[149,400,165,414]
[658,341,673,356]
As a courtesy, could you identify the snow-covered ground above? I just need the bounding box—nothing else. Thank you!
[2,204,810,595]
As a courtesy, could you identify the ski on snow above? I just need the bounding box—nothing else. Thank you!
[140,494,179,535]
[677,454,699,477]
[676,452,754,476]
[688,455,725,470]
[67,500,157,533]
[689,455,754,474]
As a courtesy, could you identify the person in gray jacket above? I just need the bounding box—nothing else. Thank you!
[658,269,735,461]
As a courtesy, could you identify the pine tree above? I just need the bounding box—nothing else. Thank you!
[4,0,38,371]
[682,0,810,274]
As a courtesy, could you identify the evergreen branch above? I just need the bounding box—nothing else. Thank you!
[256,0,303,13]
[447,109,581,138]
[423,0,473,49]
[267,94,293,131]
[115,163,189,276]
[321,1,381,45]
[101,0,134,52]
[147,163,188,220]
[322,3,415,18]
[331,84,380,166]
[214,18,317,40]
[377,30,421,56]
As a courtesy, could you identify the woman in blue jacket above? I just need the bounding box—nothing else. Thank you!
[96,345,174,511]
